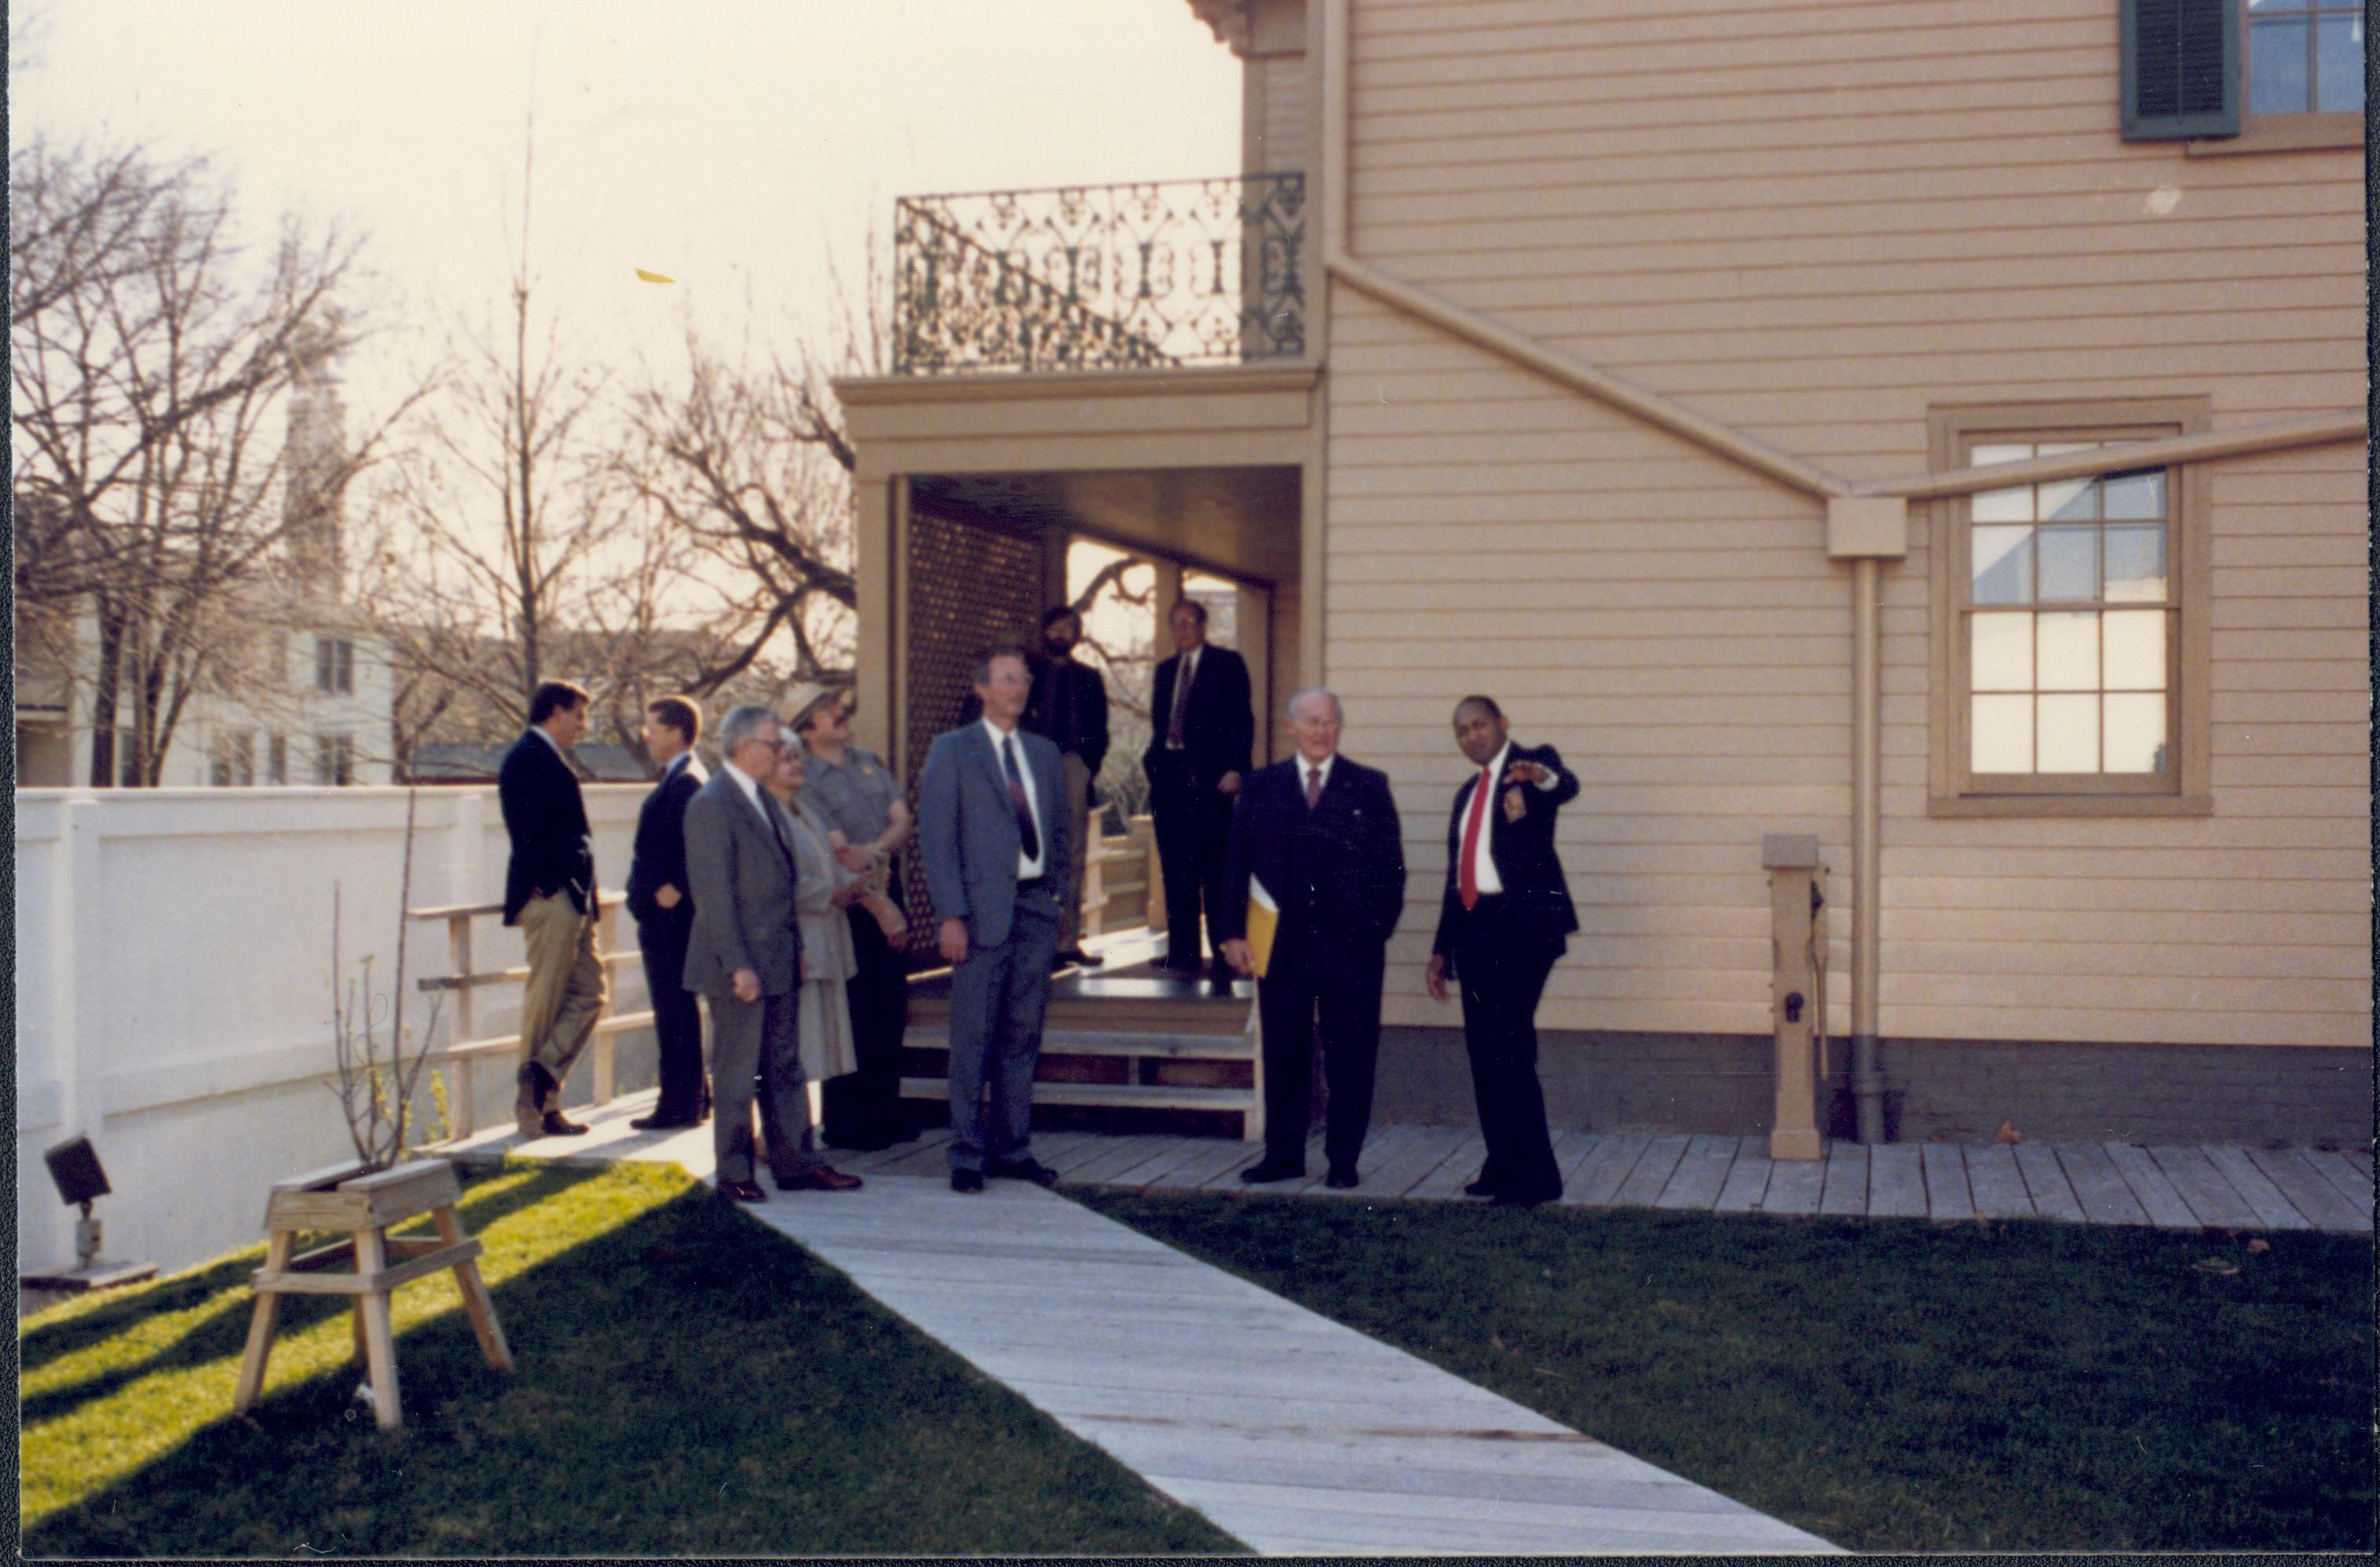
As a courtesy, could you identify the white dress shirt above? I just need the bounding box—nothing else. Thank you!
[1462,741,1561,897]
[1164,648,1201,749]
[982,717,1047,880]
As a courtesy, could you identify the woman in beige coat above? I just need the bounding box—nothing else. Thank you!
[767,737,866,1089]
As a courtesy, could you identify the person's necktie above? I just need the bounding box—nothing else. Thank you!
[1003,734,1041,860]
[1458,765,1492,910]
[1304,764,1324,809]
[1166,656,1194,748]
[762,794,797,875]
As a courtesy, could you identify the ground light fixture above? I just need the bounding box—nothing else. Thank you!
[22,1134,158,1301]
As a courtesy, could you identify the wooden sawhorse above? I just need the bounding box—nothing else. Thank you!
[232,1158,511,1430]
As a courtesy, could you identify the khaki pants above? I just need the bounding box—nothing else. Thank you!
[1058,751,1092,953]
[517,892,607,1099]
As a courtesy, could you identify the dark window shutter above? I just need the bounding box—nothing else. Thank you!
[2122,0,2239,140]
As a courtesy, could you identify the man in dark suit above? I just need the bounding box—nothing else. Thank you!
[1142,598,1253,982]
[625,696,707,1131]
[681,703,863,1202]
[499,680,605,1140]
[1426,696,1581,1207]
[919,647,1071,1193]
[1219,688,1406,1189]
[1025,605,1110,970]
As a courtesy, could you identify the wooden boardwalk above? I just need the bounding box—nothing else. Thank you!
[448,1098,1841,1553]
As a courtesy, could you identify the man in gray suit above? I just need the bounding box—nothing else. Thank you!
[919,647,1071,1193]
[682,703,864,1203]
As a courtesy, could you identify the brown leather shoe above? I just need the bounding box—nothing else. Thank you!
[538,1110,590,1137]
[777,1166,864,1193]
[717,1179,769,1204]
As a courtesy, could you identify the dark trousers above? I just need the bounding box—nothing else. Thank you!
[945,890,1060,1172]
[1150,754,1233,968]
[1256,926,1385,1173]
[637,914,705,1120]
[1452,898,1563,1200]
[822,891,909,1145]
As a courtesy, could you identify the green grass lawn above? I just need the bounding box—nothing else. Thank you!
[1078,1189,2374,1553]
[20,1160,1238,1555]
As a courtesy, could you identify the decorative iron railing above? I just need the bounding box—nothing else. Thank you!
[892,173,1306,374]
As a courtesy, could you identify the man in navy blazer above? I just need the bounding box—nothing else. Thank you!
[1218,688,1406,1189]
[919,647,1072,1193]
[497,681,606,1140]
[1426,696,1581,1206]
[1142,598,1254,981]
[625,696,708,1131]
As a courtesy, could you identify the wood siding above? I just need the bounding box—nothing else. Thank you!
[1332,0,2367,1049]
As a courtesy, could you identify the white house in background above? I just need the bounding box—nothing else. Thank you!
[12,345,398,789]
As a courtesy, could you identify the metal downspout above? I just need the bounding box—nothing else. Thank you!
[1852,557,1885,1141]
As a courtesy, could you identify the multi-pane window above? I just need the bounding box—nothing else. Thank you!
[1930,399,2210,816]
[316,636,354,694]
[210,730,258,787]
[268,732,289,785]
[315,731,355,786]
[2247,0,2364,115]
[1965,446,2173,777]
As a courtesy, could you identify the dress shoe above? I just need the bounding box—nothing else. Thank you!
[538,1110,590,1137]
[987,1156,1060,1188]
[717,1179,769,1204]
[777,1166,865,1193]
[1239,1159,1307,1184]
[950,1167,985,1193]
[1324,1167,1360,1189]
[631,1112,699,1132]
[1055,947,1105,969]
[1464,1175,1498,1198]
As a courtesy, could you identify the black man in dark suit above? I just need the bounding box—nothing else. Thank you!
[1426,695,1581,1207]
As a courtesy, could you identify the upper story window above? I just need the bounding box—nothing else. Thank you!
[2246,0,2364,115]
[2122,0,2363,148]
[316,635,354,694]
[1928,400,2212,817]
[268,732,289,786]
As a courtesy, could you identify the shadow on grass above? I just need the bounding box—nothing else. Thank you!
[24,1164,1238,1557]
[19,1163,583,1422]
[1080,1189,2375,1554]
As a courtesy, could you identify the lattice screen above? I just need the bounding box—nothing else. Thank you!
[900,506,1044,959]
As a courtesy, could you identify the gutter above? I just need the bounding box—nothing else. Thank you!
[1314,0,2363,1145]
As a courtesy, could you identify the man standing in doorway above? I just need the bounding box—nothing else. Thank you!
[1425,695,1578,1207]
[1025,605,1111,971]
[626,696,708,1131]
[793,685,914,1152]
[1219,689,1406,1189]
[682,703,863,1201]
[918,647,1070,1193]
[499,681,606,1140]
[1142,597,1252,984]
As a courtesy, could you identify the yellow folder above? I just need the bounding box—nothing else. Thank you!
[1245,878,1280,978]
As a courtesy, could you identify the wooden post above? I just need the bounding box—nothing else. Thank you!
[447,911,477,1136]
[230,1230,294,1415]
[433,1201,514,1374]
[1763,835,1827,1162]
[592,900,620,1105]
[1080,832,1106,940]
[1133,814,1164,933]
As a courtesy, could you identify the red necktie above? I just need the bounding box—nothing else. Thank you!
[1457,766,1491,910]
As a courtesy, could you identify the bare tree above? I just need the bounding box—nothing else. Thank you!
[363,132,637,758]
[11,138,373,784]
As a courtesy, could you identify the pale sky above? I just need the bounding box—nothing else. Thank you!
[12,0,1243,397]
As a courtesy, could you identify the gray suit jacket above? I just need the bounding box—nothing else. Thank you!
[681,770,804,998]
[919,722,1070,950]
